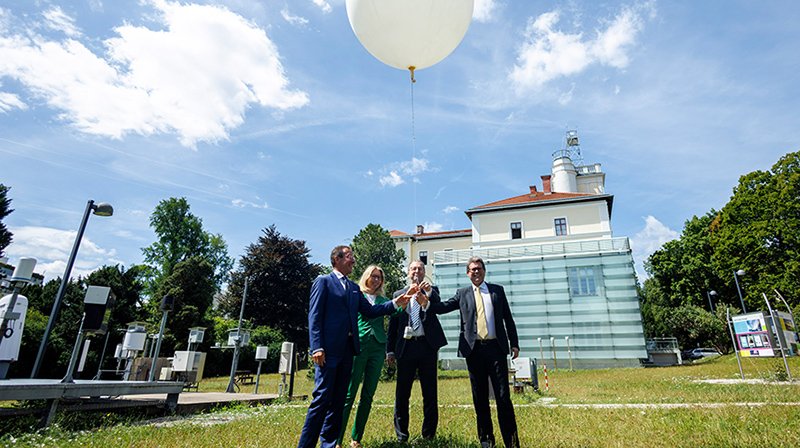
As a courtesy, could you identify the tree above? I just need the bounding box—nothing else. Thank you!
[85,264,147,331]
[218,225,321,350]
[142,197,233,294]
[0,184,13,258]
[645,212,722,310]
[350,223,406,295]
[711,151,800,311]
[149,256,217,353]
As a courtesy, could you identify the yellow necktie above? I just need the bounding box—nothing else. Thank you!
[474,286,488,339]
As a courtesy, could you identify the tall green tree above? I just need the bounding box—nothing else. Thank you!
[0,184,13,258]
[142,197,233,294]
[645,212,722,309]
[150,256,217,353]
[218,225,321,350]
[350,223,406,295]
[711,151,800,311]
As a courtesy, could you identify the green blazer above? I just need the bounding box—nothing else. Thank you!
[357,294,397,344]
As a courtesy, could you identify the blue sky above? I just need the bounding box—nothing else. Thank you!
[1,0,798,283]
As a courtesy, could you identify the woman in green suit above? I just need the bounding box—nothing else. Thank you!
[337,265,397,448]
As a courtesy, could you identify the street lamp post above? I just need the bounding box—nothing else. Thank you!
[733,269,747,313]
[31,200,113,378]
[706,290,717,313]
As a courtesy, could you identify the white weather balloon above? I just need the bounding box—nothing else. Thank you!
[345,0,475,75]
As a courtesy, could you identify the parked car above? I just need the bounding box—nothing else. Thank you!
[682,347,722,360]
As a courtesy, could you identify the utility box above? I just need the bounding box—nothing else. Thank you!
[173,350,203,372]
[123,323,147,352]
[227,329,251,347]
[279,342,295,374]
[189,327,206,344]
[83,286,115,335]
[0,294,27,362]
[255,346,269,361]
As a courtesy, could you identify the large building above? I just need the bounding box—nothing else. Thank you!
[392,132,647,369]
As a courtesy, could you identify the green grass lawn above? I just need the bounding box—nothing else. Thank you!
[4,355,800,447]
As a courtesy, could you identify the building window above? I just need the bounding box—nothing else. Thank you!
[554,218,568,236]
[419,250,428,265]
[568,267,598,297]
[510,222,522,239]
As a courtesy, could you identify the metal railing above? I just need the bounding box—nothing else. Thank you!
[433,237,631,265]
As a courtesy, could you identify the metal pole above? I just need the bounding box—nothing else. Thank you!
[93,329,112,380]
[226,276,248,393]
[288,347,296,397]
[774,289,796,324]
[733,270,747,313]
[763,293,792,381]
[255,360,263,394]
[565,336,573,371]
[550,337,557,371]
[62,313,86,383]
[727,307,745,380]
[148,310,169,382]
[32,200,95,378]
[538,337,544,370]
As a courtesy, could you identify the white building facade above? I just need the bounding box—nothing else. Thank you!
[392,133,647,369]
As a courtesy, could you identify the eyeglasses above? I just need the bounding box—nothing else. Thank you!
[468,267,484,273]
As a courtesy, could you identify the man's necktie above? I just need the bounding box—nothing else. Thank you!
[410,292,421,331]
[474,285,489,339]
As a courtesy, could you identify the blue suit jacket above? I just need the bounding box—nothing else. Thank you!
[308,272,396,360]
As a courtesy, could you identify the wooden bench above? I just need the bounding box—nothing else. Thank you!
[235,370,254,385]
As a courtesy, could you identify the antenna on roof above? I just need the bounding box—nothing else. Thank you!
[564,130,584,167]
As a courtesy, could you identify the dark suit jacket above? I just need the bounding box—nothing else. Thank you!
[308,273,396,360]
[387,286,448,358]
[430,282,519,358]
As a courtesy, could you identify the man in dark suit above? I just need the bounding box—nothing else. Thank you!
[297,246,412,448]
[425,256,520,448]
[387,260,447,442]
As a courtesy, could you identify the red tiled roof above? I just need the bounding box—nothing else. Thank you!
[473,191,593,210]
[390,228,471,240]
[415,229,471,238]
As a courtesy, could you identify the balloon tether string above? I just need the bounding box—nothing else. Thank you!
[409,66,418,230]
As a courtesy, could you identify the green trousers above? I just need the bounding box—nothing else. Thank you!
[338,335,385,444]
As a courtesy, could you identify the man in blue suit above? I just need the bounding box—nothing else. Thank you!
[298,245,412,448]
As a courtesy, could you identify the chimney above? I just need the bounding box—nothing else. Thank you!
[416,224,424,234]
[529,185,537,194]
[541,175,552,193]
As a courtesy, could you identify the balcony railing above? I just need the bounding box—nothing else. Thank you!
[433,237,631,265]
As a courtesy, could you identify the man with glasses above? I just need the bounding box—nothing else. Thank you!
[422,256,520,448]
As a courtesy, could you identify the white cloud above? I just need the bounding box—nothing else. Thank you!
[399,157,430,175]
[232,198,269,209]
[5,226,117,282]
[510,3,653,91]
[379,171,404,187]
[630,215,679,280]
[376,157,433,188]
[43,6,81,37]
[311,0,332,14]
[0,92,26,112]
[0,1,309,147]
[442,205,459,214]
[423,222,444,233]
[281,7,309,26]
[473,0,498,23]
